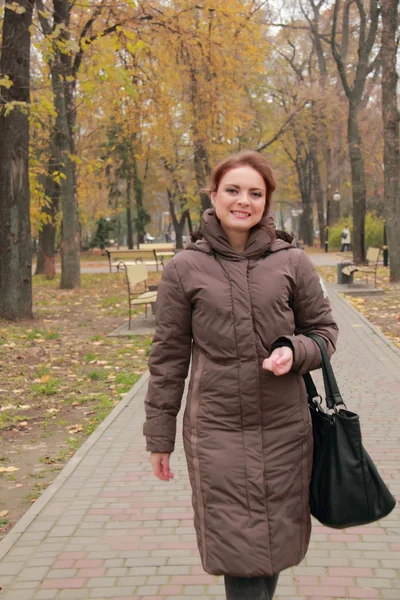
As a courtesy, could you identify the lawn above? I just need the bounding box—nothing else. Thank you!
[0,269,161,540]
[317,265,400,349]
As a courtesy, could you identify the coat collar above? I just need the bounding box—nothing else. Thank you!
[189,208,296,260]
[186,209,297,259]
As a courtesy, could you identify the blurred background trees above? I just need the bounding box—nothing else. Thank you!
[1,0,399,318]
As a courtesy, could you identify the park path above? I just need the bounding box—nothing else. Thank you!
[0,282,399,600]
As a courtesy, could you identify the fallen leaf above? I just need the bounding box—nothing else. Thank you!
[46,408,59,414]
[71,401,79,407]
[40,375,50,383]
[67,424,83,434]
[0,510,8,517]
[15,483,23,488]
[0,466,19,473]
[19,422,29,428]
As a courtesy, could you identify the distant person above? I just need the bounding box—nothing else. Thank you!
[165,231,171,243]
[144,150,338,600]
[340,226,351,252]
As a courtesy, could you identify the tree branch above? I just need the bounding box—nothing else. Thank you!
[257,102,308,152]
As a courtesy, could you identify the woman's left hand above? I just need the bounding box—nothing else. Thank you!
[262,347,293,376]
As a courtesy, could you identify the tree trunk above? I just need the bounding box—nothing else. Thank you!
[52,0,80,289]
[293,139,313,246]
[126,180,133,249]
[132,150,146,247]
[35,148,60,277]
[309,131,325,248]
[186,210,193,233]
[193,142,212,212]
[0,0,34,320]
[168,190,187,249]
[381,0,400,281]
[348,105,366,263]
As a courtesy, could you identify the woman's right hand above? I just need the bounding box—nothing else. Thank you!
[150,453,174,482]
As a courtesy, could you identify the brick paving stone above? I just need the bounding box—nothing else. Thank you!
[0,283,399,599]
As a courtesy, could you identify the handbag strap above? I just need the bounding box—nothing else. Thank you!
[305,333,345,410]
[303,371,319,400]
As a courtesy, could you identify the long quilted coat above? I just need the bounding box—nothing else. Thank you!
[144,209,338,577]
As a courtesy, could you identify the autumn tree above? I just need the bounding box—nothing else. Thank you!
[380,0,400,281]
[0,0,35,320]
[331,0,381,263]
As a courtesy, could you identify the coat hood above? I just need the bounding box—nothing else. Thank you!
[185,208,297,260]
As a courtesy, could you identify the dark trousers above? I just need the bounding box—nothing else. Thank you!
[224,574,279,600]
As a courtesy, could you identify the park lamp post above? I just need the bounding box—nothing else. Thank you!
[325,191,341,253]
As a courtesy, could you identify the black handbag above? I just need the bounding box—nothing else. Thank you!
[303,333,396,529]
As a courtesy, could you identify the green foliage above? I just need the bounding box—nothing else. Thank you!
[90,217,114,250]
[329,213,385,251]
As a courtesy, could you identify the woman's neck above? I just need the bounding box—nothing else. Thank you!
[222,226,249,253]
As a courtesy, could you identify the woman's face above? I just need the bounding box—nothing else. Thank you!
[211,166,267,234]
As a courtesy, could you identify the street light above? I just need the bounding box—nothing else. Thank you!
[325,191,341,253]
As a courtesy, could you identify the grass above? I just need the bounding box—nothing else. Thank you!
[0,413,28,430]
[31,378,60,396]
[87,370,106,381]
[115,372,141,392]
[0,269,159,535]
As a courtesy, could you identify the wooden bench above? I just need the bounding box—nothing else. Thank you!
[105,249,162,272]
[118,262,158,328]
[341,247,381,288]
[138,243,175,252]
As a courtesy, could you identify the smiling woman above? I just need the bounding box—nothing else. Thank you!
[210,166,267,252]
[144,150,338,600]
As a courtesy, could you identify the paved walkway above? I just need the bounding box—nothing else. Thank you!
[0,286,399,600]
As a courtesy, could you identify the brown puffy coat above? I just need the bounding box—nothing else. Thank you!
[144,209,338,577]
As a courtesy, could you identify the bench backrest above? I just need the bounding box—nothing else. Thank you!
[366,247,380,265]
[126,263,148,287]
[138,243,175,251]
[110,249,155,260]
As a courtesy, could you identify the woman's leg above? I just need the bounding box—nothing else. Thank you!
[224,574,279,600]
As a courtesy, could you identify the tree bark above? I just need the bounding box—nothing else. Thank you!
[331,0,379,264]
[51,0,80,289]
[348,104,367,263]
[132,151,147,247]
[35,147,60,278]
[167,190,188,250]
[381,0,400,281]
[309,131,325,248]
[126,180,134,249]
[0,0,34,320]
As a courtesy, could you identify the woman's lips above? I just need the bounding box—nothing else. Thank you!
[231,211,251,219]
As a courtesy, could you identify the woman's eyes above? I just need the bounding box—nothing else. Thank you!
[225,188,263,198]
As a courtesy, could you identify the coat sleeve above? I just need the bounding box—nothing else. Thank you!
[143,259,192,453]
[271,252,338,374]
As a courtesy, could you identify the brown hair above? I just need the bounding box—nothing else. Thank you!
[209,150,276,237]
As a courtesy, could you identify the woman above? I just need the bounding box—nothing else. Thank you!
[144,151,338,600]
